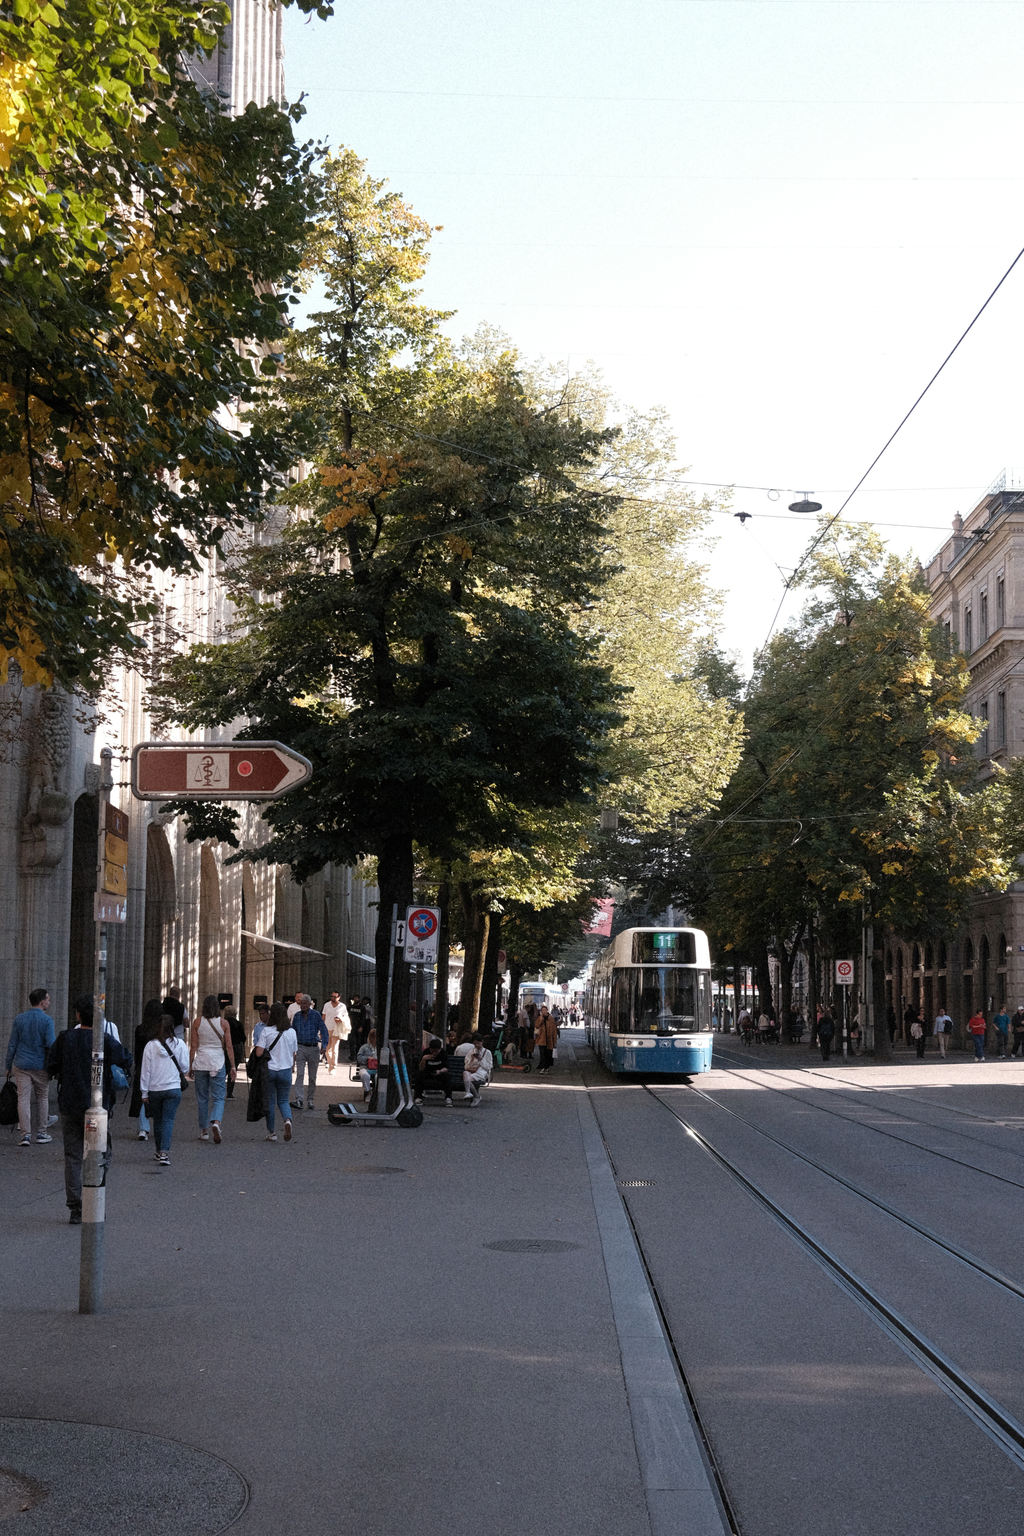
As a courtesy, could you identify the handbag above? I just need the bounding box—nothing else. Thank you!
[246,1030,282,1123]
[160,1039,190,1092]
[0,1077,18,1127]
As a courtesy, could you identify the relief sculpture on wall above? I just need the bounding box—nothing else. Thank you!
[21,690,74,874]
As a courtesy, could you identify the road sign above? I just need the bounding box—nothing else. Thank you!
[131,741,312,801]
[405,905,440,964]
[103,802,129,896]
[835,959,854,985]
[94,893,126,924]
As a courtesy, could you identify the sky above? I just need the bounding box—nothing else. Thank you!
[281,0,1024,674]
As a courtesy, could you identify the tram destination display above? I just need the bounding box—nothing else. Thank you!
[631,931,697,965]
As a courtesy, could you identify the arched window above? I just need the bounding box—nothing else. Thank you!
[912,944,922,973]
[963,938,974,1018]
[938,940,947,969]
[924,943,933,971]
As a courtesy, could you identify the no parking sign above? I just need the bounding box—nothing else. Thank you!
[405,905,441,964]
[835,959,854,986]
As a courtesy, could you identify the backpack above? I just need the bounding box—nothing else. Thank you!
[0,1078,18,1126]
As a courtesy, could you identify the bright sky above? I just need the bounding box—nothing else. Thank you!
[282,0,1024,674]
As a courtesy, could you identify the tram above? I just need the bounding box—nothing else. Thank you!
[584,926,714,1075]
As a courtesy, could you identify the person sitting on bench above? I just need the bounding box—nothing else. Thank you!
[414,1037,453,1106]
[356,1031,378,1101]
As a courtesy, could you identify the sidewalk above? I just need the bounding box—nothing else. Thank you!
[0,1039,676,1536]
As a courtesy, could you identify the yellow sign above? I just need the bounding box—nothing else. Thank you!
[103,861,128,896]
[105,833,128,866]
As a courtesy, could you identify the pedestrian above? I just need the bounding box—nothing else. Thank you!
[5,987,56,1146]
[848,1012,861,1055]
[223,1006,246,1097]
[534,1005,558,1073]
[347,997,365,1062]
[933,1007,953,1059]
[459,1034,492,1104]
[414,1037,453,1105]
[255,1001,297,1141]
[47,994,132,1221]
[910,1015,926,1060]
[189,994,235,1143]
[356,1029,378,1101]
[141,1013,190,1166]
[516,1002,534,1061]
[818,1009,836,1062]
[161,985,187,1039]
[993,1005,1010,1059]
[887,1005,897,1046]
[809,1007,821,1051]
[967,1009,987,1061]
[1011,1005,1024,1058]
[903,1004,919,1049]
[129,998,165,1140]
[251,1001,270,1060]
[290,993,328,1110]
[322,990,350,1071]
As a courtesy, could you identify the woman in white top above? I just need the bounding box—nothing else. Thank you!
[140,1014,191,1166]
[255,1001,298,1142]
[190,994,236,1144]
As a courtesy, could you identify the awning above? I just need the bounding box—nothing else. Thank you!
[347,949,377,965]
[241,929,329,957]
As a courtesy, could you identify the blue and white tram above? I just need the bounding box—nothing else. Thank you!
[585,926,714,1075]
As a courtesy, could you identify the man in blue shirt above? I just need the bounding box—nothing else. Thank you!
[5,988,56,1147]
[290,993,328,1111]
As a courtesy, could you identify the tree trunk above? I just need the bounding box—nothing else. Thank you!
[375,832,414,1105]
[506,960,524,1036]
[755,942,773,1018]
[479,912,503,1036]
[434,879,450,1036]
[458,883,489,1036]
[871,938,890,1062]
[807,917,819,1042]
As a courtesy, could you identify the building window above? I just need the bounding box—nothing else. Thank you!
[980,592,988,641]
[998,691,1006,746]
[980,699,990,756]
[997,576,1005,627]
[965,608,973,651]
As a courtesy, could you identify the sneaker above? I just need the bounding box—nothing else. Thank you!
[157,1152,170,1165]
[211,1122,221,1144]
[291,1099,303,1109]
[445,1097,453,1106]
[19,1133,30,1147]
[265,1132,278,1141]
[69,1208,82,1225]
[35,1133,52,1144]
[306,1101,315,1110]
[414,1097,424,1105]
[137,1130,148,1140]
[154,1151,163,1161]
[470,1096,482,1106]
[199,1130,209,1141]
[283,1120,292,1141]
[47,1114,59,1126]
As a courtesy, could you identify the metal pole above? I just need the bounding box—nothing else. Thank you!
[373,905,398,1115]
[80,746,113,1314]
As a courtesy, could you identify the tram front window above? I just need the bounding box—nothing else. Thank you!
[611,969,701,1033]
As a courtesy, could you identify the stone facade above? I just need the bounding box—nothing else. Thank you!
[0,3,382,1053]
[884,471,1024,1028]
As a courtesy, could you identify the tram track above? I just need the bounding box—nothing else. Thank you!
[709,1043,1024,1190]
[622,1080,1024,1480]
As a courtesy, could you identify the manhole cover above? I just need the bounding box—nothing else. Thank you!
[0,1419,246,1535]
[619,1179,657,1187]
[484,1239,580,1253]
[337,1166,406,1174]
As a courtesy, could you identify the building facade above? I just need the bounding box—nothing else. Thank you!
[0,3,382,1052]
[884,470,1024,1029]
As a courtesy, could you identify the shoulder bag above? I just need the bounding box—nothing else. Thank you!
[160,1039,190,1093]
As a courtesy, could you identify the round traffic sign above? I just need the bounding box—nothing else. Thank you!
[408,907,439,941]
[836,960,853,980]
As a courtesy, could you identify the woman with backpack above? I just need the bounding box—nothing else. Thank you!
[140,1014,191,1166]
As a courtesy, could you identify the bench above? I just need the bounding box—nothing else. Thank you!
[417,1052,486,1102]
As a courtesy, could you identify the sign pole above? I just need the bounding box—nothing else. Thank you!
[80,746,113,1314]
[373,906,399,1116]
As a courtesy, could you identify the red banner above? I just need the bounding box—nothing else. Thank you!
[583,898,614,937]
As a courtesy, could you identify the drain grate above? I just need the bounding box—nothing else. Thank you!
[484,1238,580,1253]
[338,1166,407,1175]
[619,1178,657,1187]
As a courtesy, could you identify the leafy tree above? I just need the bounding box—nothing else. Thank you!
[0,0,329,686]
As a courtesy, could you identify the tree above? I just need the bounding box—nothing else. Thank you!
[0,0,329,686]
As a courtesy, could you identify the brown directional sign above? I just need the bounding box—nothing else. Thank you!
[131,741,312,801]
[103,804,129,895]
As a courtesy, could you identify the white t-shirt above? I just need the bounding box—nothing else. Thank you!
[323,1000,351,1037]
[256,1022,298,1072]
[286,1002,301,1023]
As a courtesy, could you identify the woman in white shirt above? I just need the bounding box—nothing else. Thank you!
[190,994,236,1144]
[140,1015,191,1166]
[255,1001,298,1142]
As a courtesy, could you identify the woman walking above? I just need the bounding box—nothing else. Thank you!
[255,1001,297,1142]
[129,998,164,1141]
[190,994,235,1143]
[535,1005,558,1074]
[140,1014,190,1166]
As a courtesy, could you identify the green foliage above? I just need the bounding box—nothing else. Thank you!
[0,0,329,686]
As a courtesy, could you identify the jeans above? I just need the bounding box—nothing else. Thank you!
[194,1065,227,1129]
[139,1105,150,1133]
[147,1088,182,1152]
[294,1044,320,1106]
[995,1030,1009,1058]
[267,1068,292,1132]
[14,1066,50,1135]
[973,1034,985,1060]
[60,1112,110,1212]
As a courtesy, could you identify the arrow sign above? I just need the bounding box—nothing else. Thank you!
[131,741,312,801]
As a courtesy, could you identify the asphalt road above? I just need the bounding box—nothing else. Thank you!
[3,1031,1024,1535]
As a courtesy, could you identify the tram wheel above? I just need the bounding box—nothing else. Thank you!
[326,1104,348,1125]
[397,1106,423,1128]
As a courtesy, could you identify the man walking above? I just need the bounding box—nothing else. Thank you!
[47,994,132,1223]
[291,994,328,1110]
[322,990,350,1071]
[1011,1005,1024,1058]
[993,1005,1011,1059]
[933,1006,953,1059]
[5,988,56,1146]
